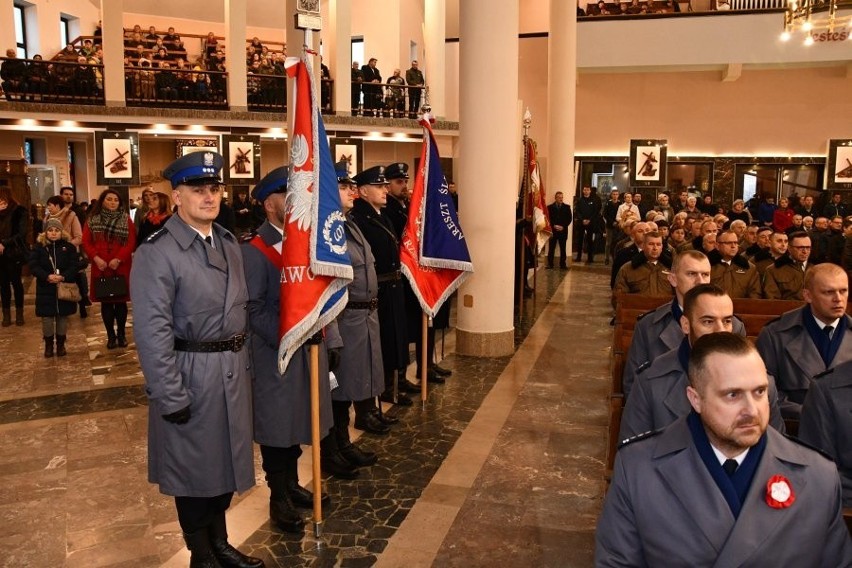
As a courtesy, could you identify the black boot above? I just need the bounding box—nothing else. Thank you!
[353,411,391,435]
[183,529,222,568]
[79,303,87,318]
[284,458,330,509]
[43,336,54,358]
[55,335,67,357]
[340,443,378,467]
[14,308,23,326]
[208,513,264,568]
[265,472,305,533]
[320,435,359,479]
[1,309,10,327]
[117,328,128,348]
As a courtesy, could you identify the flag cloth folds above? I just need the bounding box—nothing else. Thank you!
[278,54,352,372]
[400,115,473,318]
[523,138,552,255]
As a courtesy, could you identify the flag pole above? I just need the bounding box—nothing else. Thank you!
[421,311,428,410]
[309,343,323,537]
[518,112,532,319]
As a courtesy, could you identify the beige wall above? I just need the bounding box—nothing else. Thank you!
[17,0,100,58]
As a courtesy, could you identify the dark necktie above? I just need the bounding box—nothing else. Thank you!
[204,236,213,246]
[824,325,834,340]
[722,459,738,476]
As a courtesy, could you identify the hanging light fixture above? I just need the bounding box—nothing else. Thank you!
[781,0,852,44]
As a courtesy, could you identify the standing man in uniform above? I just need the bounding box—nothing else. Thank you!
[597,332,852,567]
[130,152,263,568]
[575,185,602,263]
[351,166,416,407]
[546,191,572,269]
[241,167,355,537]
[333,165,394,438]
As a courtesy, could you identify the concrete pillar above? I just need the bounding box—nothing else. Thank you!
[423,0,445,118]
[0,3,15,57]
[327,0,352,116]
[101,0,125,106]
[547,0,578,257]
[226,0,249,111]
[456,0,518,357]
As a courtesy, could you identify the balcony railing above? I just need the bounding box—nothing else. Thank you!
[0,57,104,105]
[125,66,228,110]
[350,81,426,119]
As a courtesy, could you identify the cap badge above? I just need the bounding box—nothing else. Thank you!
[204,152,214,166]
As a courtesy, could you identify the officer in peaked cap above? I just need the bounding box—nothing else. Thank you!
[251,166,288,202]
[335,161,355,185]
[383,162,409,239]
[163,150,224,188]
[350,164,418,408]
[131,151,263,566]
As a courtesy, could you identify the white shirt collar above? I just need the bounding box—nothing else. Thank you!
[813,314,841,333]
[188,225,214,247]
[711,445,748,468]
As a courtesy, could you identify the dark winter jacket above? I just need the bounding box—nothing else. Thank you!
[28,237,81,317]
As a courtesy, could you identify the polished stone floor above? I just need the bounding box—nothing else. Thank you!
[0,262,612,567]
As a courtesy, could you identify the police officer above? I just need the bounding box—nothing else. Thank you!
[130,151,263,567]
[333,164,394,439]
[709,230,762,299]
[350,166,416,407]
[383,162,409,239]
[762,231,811,300]
[612,231,672,302]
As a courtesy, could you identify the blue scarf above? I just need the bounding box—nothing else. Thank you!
[802,304,845,367]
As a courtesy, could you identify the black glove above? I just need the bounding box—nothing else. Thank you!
[328,348,342,372]
[163,405,191,424]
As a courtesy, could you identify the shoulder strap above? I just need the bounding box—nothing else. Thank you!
[249,234,282,269]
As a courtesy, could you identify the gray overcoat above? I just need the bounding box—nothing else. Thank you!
[619,343,785,442]
[596,416,852,567]
[333,220,384,402]
[242,221,336,448]
[131,216,255,497]
[756,306,852,417]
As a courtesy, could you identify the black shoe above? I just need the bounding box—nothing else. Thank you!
[433,364,452,377]
[117,335,128,348]
[286,482,330,509]
[209,513,265,568]
[106,337,117,350]
[370,408,399,425]
[270,499,305,533]
[399,379,421,393]
[321,452,360,480]
[354,412,391,435]
[559,264,568,269]
[379,391,413,406]
[79,305,87,318]
[340,444,378,467]
[416,369,444,384]
[183,529,220,568]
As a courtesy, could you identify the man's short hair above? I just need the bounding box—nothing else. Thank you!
[672,250,708,272]
[804,262,847,291]
[644,231,662,241]
[682,283,727,320]
[730,220,746,231]
[788,231,809,244]
[688,332,755,390]
[757,226,773,236]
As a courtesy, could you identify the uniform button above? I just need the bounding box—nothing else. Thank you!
[246,365,251,370]
[226,372,233,378]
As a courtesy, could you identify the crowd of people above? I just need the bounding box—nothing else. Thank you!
[581,0,683,15]
[350,58,425,117]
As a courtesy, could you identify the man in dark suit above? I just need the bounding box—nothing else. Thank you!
[575,186,602,263]
[546,191,572,269]
[360,58,382,115]
[597,332,852,567]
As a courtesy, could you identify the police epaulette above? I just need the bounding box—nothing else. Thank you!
[142,227,168,244]
[782,433,834,462]
[636,309,655,321]
[239,231,258,244]
[636,360,652,374]
[617,428,663,450]
[813,367,835,380]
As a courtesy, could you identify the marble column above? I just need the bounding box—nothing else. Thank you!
[547,0,578,256]
[226,0,248,111]
[327,0,352,116]
[456,0,518,357]
[101,0,125,106]
[423,0,445,118]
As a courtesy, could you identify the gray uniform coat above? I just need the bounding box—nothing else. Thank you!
[131,216,255,497]
[333,220,384,402]
[596,417,852,567]
[242,221,335,447]
[799,359,852,507]
[619,344,785,441]
[623,300,746,398]
[756,306,852,417]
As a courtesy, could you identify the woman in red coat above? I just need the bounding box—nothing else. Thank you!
[772,196,795,233]
[82,189,135,349]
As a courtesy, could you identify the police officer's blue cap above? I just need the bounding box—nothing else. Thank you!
[384,162,409,180]
[353,165,386,187]
[163,151,224,189]
[335,161,355,185]
[252,166,289,202]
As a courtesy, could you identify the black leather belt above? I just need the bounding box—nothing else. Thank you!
[347,298,379,311]
[377,270,401,283]
[174,334,247,353]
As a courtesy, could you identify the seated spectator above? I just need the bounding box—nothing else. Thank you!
[152,38,168,57]
[27,54,50,96]
[596,0,612,14]
[72,55,98,96]
[203,32,218,61]
[249,37,264,55]
[145,26,160,48]
[163,27,181,46]
[626,0,643,13]
[156,61,178,100]
[152,48,170,64]
[126,24,143,40]
[1,49,28,101]
[125,32,144,50]
[137,59,155,99]
[79,39,95,57]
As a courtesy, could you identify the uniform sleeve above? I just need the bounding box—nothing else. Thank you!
[325,320,343,350]
[613,266,629,303]
[746,268,762,299]
[129,243,189,414]
[623,322,650,399]
[762,267,781,300]
[798,380,835,460]
[595,452,646,567]
[241,243,280,348]
[618,373,654,441]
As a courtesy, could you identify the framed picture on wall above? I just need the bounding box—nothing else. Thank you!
[95,131,140,186]
[629,139,668,187]
[826,139,852,190]
[176,138,220,157]
[329,138,363,178]
[222,135,261,184]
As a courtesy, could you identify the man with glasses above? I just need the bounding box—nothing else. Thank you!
[763,231,811,300]
[130,152,262,567]
[710,230,761,299]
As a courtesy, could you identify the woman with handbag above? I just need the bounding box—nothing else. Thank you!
[82,189,135,349]
[0,188,28,327]
[28,218,80,357]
